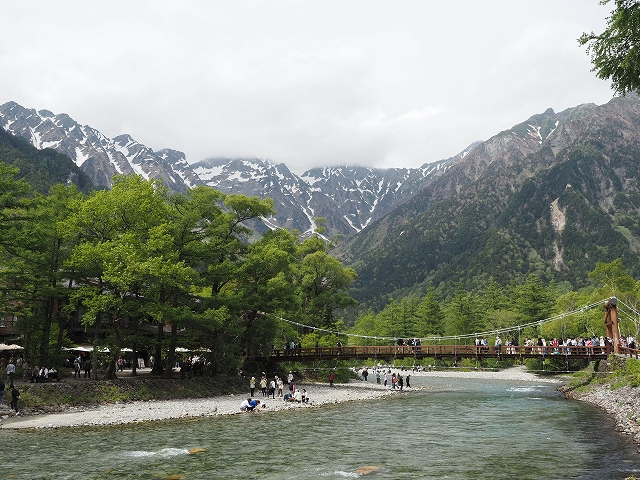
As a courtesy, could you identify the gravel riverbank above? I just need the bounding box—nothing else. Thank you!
[0,380,402,430]
[564,384,640,448]
[0,365,552,430]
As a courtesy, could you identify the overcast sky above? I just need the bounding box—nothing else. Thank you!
[0,1,617,174]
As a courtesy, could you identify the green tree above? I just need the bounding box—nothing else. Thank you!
[63,175,175,378]
[415,287,444,336]
[298,249,357,329]
[444,284,484,337]
[512,274,555,323]
[234,229,299,358]
[579,0,640,96]
[588,258,635,296]
[589,258,640,339]
[350,309,379,345]
[198,191,275,298]
[0,174,79,367]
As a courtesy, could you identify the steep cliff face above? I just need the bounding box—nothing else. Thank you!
[339,98,640,305]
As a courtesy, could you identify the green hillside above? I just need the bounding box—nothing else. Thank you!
[0,127,94,194]
[340,98,640,309]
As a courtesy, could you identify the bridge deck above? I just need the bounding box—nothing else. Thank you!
[269,344,611,361]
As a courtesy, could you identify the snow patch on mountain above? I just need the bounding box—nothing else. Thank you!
[0,101,467,239]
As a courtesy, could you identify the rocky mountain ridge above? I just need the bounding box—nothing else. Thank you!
[0,101,463,238]
[338,97,640,306]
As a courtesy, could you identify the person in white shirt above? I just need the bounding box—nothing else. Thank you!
[6,361,15,384]
[292,389,302,402]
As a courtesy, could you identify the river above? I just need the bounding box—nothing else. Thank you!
[2,375,639,479]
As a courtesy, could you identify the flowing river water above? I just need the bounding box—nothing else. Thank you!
[2,375,639,479]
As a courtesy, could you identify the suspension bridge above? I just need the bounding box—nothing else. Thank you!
[266,297,640,362]
[269,344,612,361]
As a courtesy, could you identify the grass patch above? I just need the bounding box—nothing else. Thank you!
[15,375,247,412]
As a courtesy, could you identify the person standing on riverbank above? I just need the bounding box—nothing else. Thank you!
[260,375,267,397]
[269,378,276,398]
[276,376,284,397]
[6,360,15,384]
[250,376,256,396]
[10,384,19,414]
[329,370,335,387]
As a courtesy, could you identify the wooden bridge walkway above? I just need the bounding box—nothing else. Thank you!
[269,344,613,362]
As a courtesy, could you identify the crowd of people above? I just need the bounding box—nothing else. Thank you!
[470,335,633,355]
[30,365,60,382]
[240,370,311,412]
[358,366,410,391]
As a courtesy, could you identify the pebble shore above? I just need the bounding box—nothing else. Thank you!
[565,384,640,448]
[0,366,550,430]
[0,380,401,430]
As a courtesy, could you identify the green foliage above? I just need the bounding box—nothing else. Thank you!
[0,171,358,375]
[621,358,640,387]
[277,361,352,383]
[579,0,640,96]
[565,370,597,391]
[0,128,93,194]
[17,376,247,409]
[513,274,555,322]
[445,285,483,336]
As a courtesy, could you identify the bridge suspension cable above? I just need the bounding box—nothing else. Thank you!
[271,298,610,342]
[615,299,640,332]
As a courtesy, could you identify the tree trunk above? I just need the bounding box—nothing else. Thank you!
[91,317,100,380]
[164,323,178,379]
[131,344,137,376]
[152,321,163,375]
[104,357,117,379]
[39,296,54,367]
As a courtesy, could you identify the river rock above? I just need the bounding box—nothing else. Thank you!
[355,465,380,475]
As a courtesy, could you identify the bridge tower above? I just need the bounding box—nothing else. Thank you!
[604,297,621,355]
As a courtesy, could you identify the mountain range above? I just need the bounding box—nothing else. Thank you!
[4,96,640,311]
[338,96,640,307]
[0,101,466,239]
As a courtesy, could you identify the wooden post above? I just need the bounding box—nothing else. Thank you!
[604,297,621,355]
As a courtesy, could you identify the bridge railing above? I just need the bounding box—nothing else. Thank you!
[620,346,640,359]
[270,344,611,359]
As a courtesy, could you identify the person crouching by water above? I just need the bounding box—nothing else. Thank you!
[240,398,260,412]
